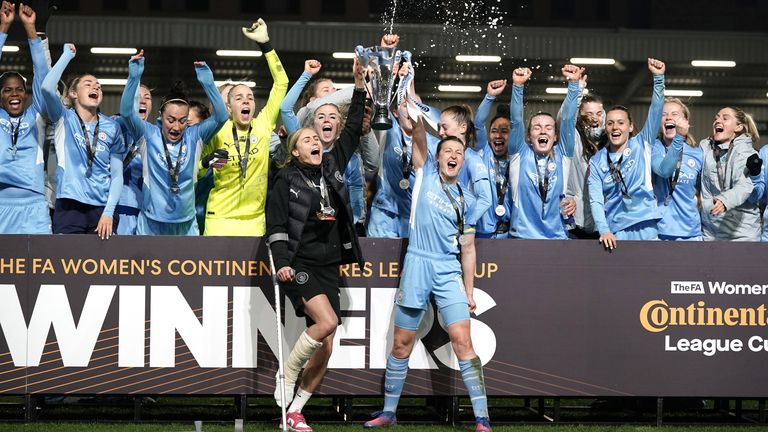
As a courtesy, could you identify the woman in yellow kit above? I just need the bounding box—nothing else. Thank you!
[202,18,289,236]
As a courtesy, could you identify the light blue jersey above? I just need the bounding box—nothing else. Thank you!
[114,116,144,210]
[120,57,228,226]
[757,145,768,241]
[588,74,665,237]
[474,94,495,156]
[41,45,125,217]
[419,103,492,226]
[651,137,703,239]
[0,37,48,199]
[345,152,365,224]
[279,70,311,129]
[0,35,51,234]
[113,116,144,235]
[281,71,366,225]
[476,155,512,238]
[377,120,441,238]
[409,155,476,255]
[397,154,476,311]
[507,81,580,239]
[473,94,511,237]
[457,148,492,226]
[367,123,401,238]
[368,181,401,237]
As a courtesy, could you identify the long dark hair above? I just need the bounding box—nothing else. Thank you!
[488,103,510,131]
[160,80,190,112]
[298,78,333,108]
[575,94,606,161]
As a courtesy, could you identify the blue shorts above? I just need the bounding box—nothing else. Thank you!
[394,303,469,331]
[659,234,703,241]
[367,206,402,238]
[616,219,658,240]
[116,205,140,236]
[137,213,199,236]
[476,231,509,239]
[396,247,467,311]
[0,197,51,234]
[53,198,119,235]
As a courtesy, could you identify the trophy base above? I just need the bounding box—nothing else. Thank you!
[372,111,393,130]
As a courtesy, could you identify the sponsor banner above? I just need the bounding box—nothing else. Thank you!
[0,235,767,396]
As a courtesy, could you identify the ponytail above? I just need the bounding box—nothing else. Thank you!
[443,104,476,149]
[729,107,760,145]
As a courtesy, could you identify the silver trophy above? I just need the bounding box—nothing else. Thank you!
[355,44,402,130]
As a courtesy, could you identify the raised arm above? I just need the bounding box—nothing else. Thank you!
[0,1,13,53]
[475,79,507,154]
[194,62,229,143]
[19,3,38,39]
[410,116,428,170]
[24,3,50,115]
[508,67,531,156]
[558,64,585,158]
[637,58,666,146]
[247,19,289,131]
[331,58,366,170]
[119,50,146,142]
[41,44,76,123]
[556,73,587,124]
[280,60,319,134]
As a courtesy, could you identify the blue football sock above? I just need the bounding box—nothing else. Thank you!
[382,354,409,413]
[459,356,488,418]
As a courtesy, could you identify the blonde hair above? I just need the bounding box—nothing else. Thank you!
[725,106,760,145]
[312,103,346,141]
[660,98,697,147]
[226,83,254,106]
[279,127,315,168]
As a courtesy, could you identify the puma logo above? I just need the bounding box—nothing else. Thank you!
[290,188,299,198]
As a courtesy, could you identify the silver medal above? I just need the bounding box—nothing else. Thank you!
[458,234,470,246]
[495,205,505,217]
[664,195,672,205]
[399,178,410,189]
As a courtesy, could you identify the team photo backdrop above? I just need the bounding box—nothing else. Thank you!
[1,235,767,397]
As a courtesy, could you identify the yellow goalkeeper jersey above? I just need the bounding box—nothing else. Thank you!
[203,49,288,224]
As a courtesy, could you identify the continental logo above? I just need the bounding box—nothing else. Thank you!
[639,299,768,333]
